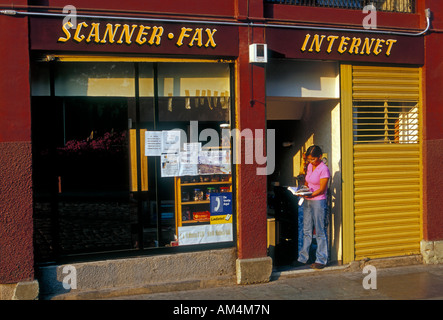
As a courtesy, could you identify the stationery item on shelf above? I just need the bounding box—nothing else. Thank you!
[206,187,218,200]
[193,188,204,201]
[182,191,190,202]
[220,175,230,182]
[200,175,211,182]
[193,211,210,221]
[181,177,190,183]
[220,186,230,193]
[182,207,191,221]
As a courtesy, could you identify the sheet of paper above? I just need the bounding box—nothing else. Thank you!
[145,131,162,156]
[198,150,231,175]
[162,130,181,154]
[179,151,198,176]
[161,153,179,177]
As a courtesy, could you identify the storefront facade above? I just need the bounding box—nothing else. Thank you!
[1,0,442,299]
[266,24,424,264]
[264,0,442,267]
[30,15,239,259]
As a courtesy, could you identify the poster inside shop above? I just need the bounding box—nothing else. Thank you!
[145,130,231,177]
[198,150,231,175]
[161,150,231,177]
[210,192,232,215]
[145,131,162,156]
[145,130,181,156]
[209,192,232,225]
[178,223,233,245]
[161,153,179,177]
[178,143,200,176]
[161,130,181,154]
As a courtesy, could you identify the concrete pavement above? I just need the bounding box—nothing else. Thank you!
[106,262,443,300]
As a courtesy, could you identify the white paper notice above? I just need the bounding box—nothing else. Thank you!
[183,142,201,154]
[145,131,162,156]
[198,150,231,175]
[178,223,233,245]
[179,151,198,176]
[161,153,179,177]
[162,130,181,154]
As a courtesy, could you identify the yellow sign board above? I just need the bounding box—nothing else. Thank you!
[210,214,232,225]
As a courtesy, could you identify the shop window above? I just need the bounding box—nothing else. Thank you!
[156,63,230,122]
[31,60,234,263]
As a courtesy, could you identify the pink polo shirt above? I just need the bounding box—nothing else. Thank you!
[305,161,330,200]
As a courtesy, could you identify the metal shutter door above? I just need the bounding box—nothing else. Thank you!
[351,66,422,260]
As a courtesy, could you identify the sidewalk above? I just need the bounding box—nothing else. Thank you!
[105,262,443,300]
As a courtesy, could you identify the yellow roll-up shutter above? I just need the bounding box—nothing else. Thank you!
[350,66,423,260]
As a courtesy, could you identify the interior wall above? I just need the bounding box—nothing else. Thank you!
[266,60,340,99]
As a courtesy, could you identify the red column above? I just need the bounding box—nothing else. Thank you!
[423,0,443,242]
[235,13,268,260]
[0,7,34,283]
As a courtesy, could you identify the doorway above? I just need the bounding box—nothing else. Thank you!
[266,60,342,267]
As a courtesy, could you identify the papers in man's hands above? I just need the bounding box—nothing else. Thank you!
[287,186,312,197]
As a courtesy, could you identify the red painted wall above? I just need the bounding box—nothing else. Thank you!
[0,16,31,142]
[234,0,271,260]
[30,0,237,19]
[236,21,268,260]
[0,1,34,283]
[265,3,422,30]
[0,143,33,283]
[423,0,443,241]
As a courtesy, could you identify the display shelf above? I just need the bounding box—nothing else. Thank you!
[181,200,210,205]
[181,181,231,187]
[182,219,210,224]
[174,175,232,231]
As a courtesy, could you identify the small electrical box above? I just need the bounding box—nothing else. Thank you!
[249,43,268,63]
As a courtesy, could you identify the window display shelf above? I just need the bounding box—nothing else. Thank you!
[174,175,232,230]
[181,200,210,205]
[182,219,210,224]
[181,181,231,187]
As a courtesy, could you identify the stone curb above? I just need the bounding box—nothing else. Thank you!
[272,255,424,280]
[43,255,425,300]
[46,275,236,300]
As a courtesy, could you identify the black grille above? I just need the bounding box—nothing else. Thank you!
[265,0,415,13]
